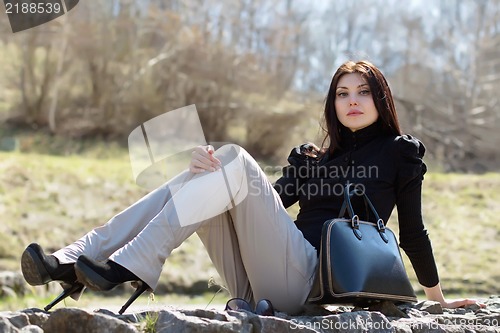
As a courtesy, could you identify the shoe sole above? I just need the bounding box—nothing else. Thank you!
[74,260,117,292]
[21,246,51,286]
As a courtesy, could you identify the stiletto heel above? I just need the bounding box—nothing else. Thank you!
[65,281,86,301]
[44,283,85,311]
[118,281,151,315]
[75,255,152,314]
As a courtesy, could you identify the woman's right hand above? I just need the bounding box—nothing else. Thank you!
[189,145,222,173]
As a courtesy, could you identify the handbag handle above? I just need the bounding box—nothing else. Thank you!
[338,183,389,243]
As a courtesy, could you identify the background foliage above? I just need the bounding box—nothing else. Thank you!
[0,0,499,169]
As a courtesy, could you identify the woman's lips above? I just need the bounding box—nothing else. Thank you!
[347,110,363,116]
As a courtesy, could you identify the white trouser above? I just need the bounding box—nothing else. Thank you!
[53,144,318,313]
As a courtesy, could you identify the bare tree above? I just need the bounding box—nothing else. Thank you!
[1,0,498,167]
[395,0,500,171]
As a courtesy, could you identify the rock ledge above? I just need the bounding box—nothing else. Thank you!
[0,296,499,332]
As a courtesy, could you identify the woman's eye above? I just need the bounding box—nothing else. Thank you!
[360,89,371,95]
[337,92,347,97]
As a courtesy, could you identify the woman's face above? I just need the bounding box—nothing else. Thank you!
[334,73,379,132]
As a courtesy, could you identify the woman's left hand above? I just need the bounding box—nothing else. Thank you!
[423,283,486,309]
[439,298,485,309]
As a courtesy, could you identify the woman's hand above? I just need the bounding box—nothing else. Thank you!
[298,142,320,158]
[423,283,485,309]
[189,145,221,174]
[439,298,484,309]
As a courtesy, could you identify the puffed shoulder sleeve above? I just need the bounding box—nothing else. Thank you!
[396,135,427,194]
[273,143,319,208]
[395,135,439,287]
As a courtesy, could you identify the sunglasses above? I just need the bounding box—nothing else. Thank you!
[224,298,275,316]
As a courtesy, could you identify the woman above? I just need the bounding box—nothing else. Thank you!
[21,60,479,314]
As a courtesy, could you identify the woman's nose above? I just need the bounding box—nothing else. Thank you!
[349,98,358,106]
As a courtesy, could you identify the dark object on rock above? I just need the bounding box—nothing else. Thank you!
[414,300,444,314]
[368,301,410,318]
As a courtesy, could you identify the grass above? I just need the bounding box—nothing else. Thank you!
[138,311,159,333]
[0,146,498,311]
[415,173,500,295]
[0,290,229,312]
[0,150,142,262]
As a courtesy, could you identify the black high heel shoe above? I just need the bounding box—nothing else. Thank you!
[75,255,151,314]
[21,243,85,311]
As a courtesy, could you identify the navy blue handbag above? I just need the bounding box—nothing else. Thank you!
[308,184,417,306]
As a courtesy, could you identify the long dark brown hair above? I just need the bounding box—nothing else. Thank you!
[321,60,402,154]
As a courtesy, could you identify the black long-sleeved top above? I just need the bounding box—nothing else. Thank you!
[273,122,439,287]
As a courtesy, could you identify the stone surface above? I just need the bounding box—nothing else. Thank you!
[41,308,138,333]
[19,325,44,333]
[0,296,498,332]
[0,272,27,297]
